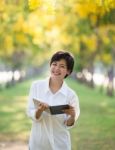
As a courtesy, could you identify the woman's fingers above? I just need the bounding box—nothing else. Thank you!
[39,102,49,111]
[63,106,75,117]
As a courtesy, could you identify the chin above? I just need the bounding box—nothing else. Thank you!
[51,75,60,79]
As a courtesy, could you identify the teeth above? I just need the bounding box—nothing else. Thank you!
[53,73,60,75]
[54,74,59,75]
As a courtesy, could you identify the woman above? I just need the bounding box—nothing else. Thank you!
[27,51,80,150]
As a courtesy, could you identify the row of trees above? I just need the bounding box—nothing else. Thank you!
[59,0,115,96]
[0,0,115,96]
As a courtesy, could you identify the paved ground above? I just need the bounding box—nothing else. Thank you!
[0,142,28,150]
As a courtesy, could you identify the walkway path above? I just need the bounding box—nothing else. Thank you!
[0,142,27,150]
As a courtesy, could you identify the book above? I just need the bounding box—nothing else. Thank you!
[33,98,41,109]
[33,98,70,115]
[49,105,70,115]
[33,98,50,113]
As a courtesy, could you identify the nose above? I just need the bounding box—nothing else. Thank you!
[55,65,60,70]
[55,65,60,71]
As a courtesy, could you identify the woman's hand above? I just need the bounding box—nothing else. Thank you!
[36,102,49,119]
[63,105,76,126]
[38,102,49,111]
[63,105,76,118]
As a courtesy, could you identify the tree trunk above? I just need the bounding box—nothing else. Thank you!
[107,65,114,97]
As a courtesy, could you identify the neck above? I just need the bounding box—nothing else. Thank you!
[49,77,63,93]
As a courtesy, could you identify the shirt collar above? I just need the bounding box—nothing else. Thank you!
[44,77,50,93]
[58,81,68,96]
[44,77,68,96]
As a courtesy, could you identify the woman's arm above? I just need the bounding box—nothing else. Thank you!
[64,92,80,127]
[63,105,76,126]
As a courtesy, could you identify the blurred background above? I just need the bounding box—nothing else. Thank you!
[0,0,115,150]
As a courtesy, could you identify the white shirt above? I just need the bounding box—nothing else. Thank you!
[27,77,80,150]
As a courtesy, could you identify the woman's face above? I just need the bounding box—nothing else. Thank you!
[50,59,70,80]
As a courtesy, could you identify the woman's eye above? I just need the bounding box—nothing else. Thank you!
[52,63,57,66]
[60,66,65,68]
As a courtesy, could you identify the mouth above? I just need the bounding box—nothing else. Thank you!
[52,71,61,76]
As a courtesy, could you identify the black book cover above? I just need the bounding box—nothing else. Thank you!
[49,105,70,115]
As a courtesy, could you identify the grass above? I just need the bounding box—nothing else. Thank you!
[67,79,115,150]
[0,79,32,141]
[0,77,115,150]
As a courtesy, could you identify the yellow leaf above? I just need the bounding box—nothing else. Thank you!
[60,34,72,45]
[90,14,97,26]
[28,0,42,10]
[74,3,98,18]
[13,15,25,32]
[87,35,97,51]
[4,35,14,55]
[102,53,112,64]
[0,0,5,11]
[16,34,28,45]
[102,36,110,45]
[81,34,97,51]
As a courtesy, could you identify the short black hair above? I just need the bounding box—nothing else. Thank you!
[50,51,74,78]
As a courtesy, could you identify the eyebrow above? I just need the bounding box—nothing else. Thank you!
[60,64,66,66]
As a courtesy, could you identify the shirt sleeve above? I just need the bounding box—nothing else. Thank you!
[65,92,80,128]
[70,93,80,121]
[26,82,43,122]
